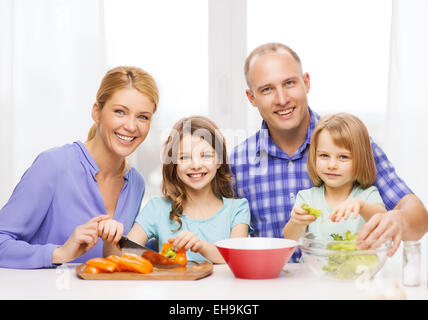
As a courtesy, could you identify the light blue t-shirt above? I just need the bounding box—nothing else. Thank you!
[135,196,253,262]
[294,184,385,240]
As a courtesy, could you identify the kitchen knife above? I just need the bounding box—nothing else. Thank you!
[118,236,182,269]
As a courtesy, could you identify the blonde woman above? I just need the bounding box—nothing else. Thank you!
[0,66,159,268]
[283,113,387,241]
[104,116,252,264]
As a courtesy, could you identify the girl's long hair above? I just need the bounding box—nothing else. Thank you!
[161,116,235,231]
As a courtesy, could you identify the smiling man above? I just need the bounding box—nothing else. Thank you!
[229,42,428,262]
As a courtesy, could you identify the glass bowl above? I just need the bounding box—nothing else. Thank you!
[298,233,391,281]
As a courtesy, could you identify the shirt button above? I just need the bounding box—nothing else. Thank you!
[290,193,295,201]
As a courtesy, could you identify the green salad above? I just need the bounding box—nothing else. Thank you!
[301,203,324,223]
[301,203,322,218]
[322,231,379,280]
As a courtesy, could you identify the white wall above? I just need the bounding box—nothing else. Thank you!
[0,0,106,206]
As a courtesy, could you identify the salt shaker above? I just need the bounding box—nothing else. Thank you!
[402,241,421,287]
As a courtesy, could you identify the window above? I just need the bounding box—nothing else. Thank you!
[247,0,392,144]
[104,0,208,198]
[104,0,392,198]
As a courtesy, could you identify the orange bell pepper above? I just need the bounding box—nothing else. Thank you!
[116,254,153,274]
[86,257,117,273]
[160,242,187,266]
[106,255,127,272]
[85,265,101,274]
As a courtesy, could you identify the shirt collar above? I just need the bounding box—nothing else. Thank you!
[74,141,130,181]
[255,106,320,160]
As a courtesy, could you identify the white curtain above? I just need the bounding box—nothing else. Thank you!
[0,0,106,206]
[384,0,428,207]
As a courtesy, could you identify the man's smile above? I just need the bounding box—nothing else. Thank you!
[275,107,295,118]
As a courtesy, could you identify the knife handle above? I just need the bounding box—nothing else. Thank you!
[118,236,129,248]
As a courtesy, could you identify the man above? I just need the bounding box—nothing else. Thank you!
[229,42,428,262]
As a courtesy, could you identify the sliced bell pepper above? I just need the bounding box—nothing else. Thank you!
[116,254,153,274]
[106,255,127,272]
[86,257,117,273]
[160,243,187,266]
[85,265,101,274]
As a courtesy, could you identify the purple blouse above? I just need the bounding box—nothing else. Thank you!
[0,141,145,268]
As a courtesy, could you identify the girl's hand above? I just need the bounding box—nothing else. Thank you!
[52,215,110,264]
[98,218,124,246]
[168,230,204,253]
[330,199,362,222]
[290,206,317,226]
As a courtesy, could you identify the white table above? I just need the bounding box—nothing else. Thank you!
[0,250,426,300]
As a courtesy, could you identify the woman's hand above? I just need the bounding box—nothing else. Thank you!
[98,218,124,246]
[329,199,362,222]
[168,230,204,253]
[52,215,110,264]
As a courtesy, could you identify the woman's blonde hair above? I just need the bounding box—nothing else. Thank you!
[87,66,159,176]
[307,113,376,189]
[161,116,235,231]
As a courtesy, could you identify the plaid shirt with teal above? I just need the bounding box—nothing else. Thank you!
[229,107,413,262]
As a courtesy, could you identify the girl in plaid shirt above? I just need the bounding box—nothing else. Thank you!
[283,113,387,241]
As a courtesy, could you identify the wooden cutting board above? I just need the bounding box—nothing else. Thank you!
[76,261,213,280]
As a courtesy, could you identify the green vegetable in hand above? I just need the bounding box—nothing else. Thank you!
[301,203,322,218]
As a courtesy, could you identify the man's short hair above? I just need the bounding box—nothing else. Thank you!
[244,42,302,89]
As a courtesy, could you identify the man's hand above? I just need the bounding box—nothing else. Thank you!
[357,211,402,257]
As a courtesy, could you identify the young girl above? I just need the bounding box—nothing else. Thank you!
[283,113,387,241]
[104,115,252,263]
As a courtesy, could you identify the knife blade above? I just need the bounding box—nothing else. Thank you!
[118,236,182,269]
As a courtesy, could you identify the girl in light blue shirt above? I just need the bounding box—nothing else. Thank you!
[283,113,387,241]
[105,116,252,263]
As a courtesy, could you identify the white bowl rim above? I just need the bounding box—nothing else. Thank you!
[215,237,297,250]
[298,235,392,255]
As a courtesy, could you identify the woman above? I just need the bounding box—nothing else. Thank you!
[0,66,159,268]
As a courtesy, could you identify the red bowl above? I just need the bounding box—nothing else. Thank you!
[215,237,297,279]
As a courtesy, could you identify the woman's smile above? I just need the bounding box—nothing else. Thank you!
[115,132,136,144]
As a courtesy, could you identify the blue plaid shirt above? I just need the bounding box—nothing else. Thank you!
[229,107,413,262]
